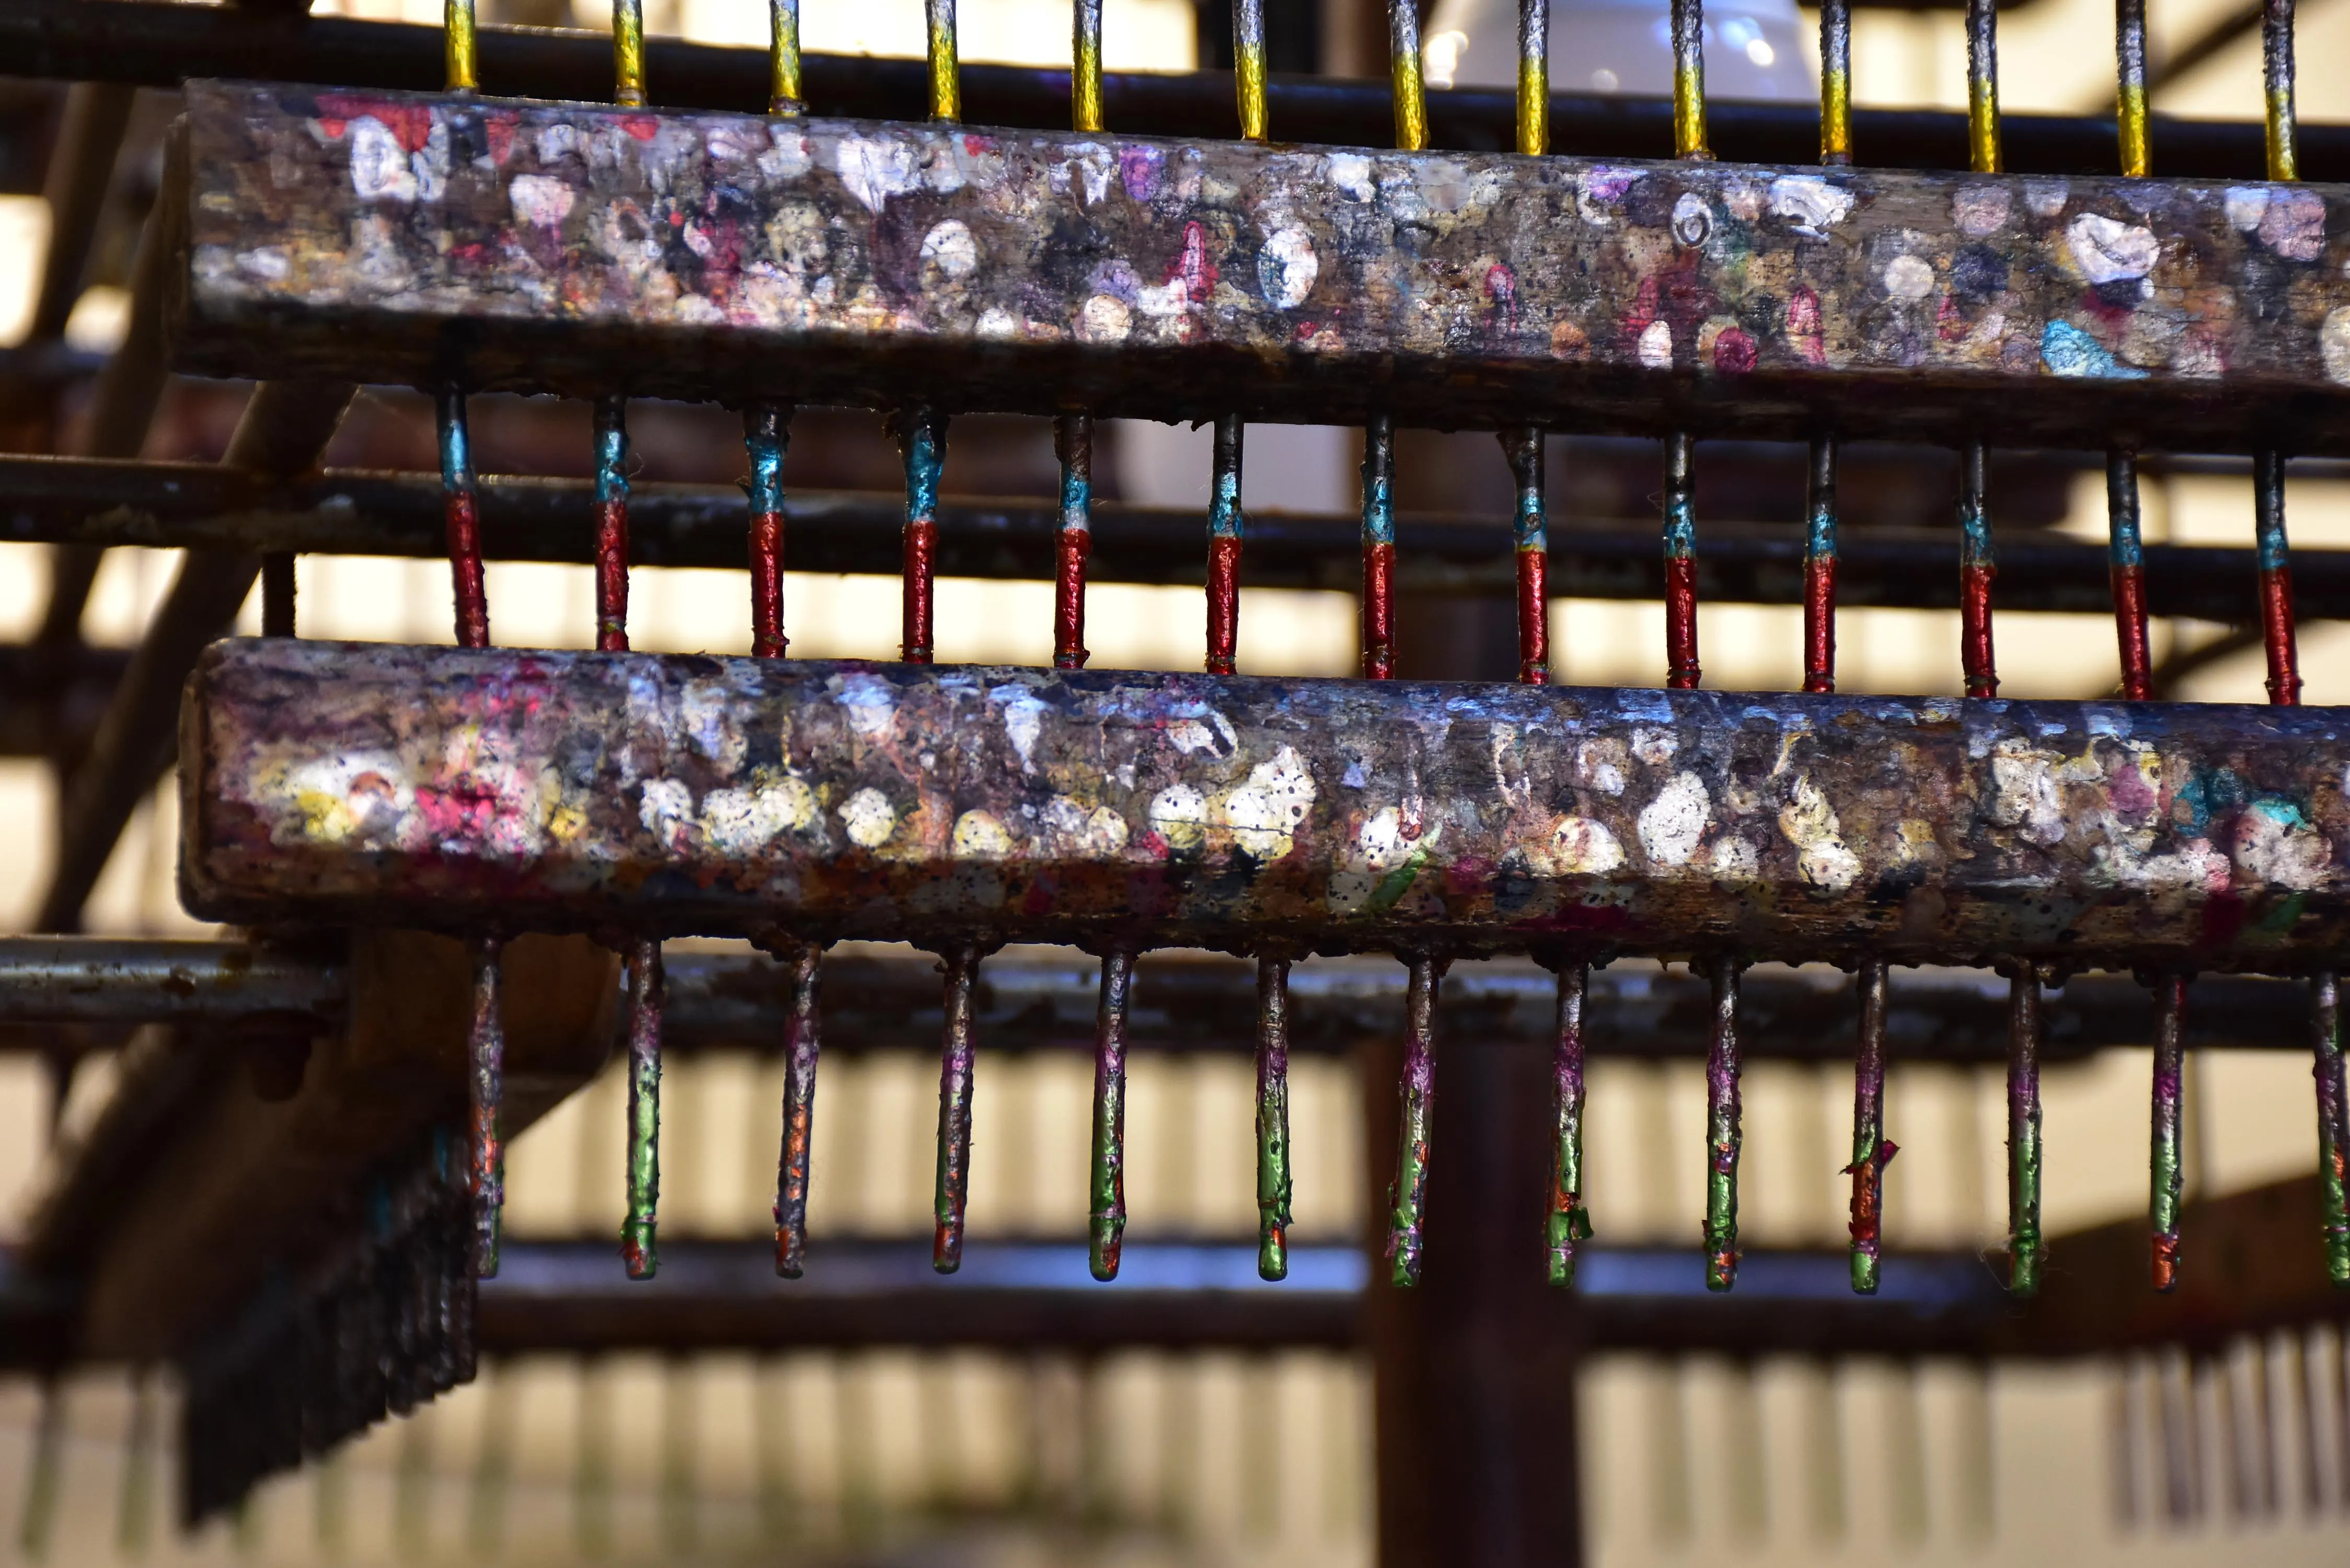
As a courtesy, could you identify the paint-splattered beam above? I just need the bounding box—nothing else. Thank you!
[170,83,2350,455]
[182,639,2350,968]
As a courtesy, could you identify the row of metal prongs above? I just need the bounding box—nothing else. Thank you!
[425,0,2348,1297]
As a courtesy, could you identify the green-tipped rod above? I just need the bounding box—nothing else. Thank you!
[932,943,981,1273]
[2006,964,2045,1296]
[1088,948,1133,1281]
[1846,958,1895,1295]
[1546,958,1592,1286]
[1255,953,1294,1282]
[2313,972,2348,1285]
[1385,954,1445,1287]
[2149,972,2187,1291]
[467,935,506,1278]
[1702,959,1744,1290]
[773,939,822,1278]
[620,938,664,1280]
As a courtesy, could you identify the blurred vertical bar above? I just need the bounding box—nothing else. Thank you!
[1361,415,1398,679]
[1966,0,2000,172]
[1206,414,1244,674]
[1671,0,1708,157]
[2256,451,2301,705]
[1386,955,1444,1288]
[1517,0,1548,155]
[2264,0,2297,179]
[2315,974,2349,1286]
[1501,427,1549,684]
[1703,961,1743,1291]
[1073,0,1104,132]
[1054,413,1093,670]
[1803,435,1838,693]
[1234,0,1268,140]
[745,404,790,659]
[928,0,961,121]
[2007,966,2044,1295]
[593,395,632,653]
[446,0,478,91]
[613,0,648,107]
[934,945,982,1273]
[1818,0,1850,164]
[770,0,803,113]
[622,938,665,1279]
[1663,431,1701,690]
[1960,439,1997,697]
[2150,972,2187,1291]
[468,937,505,1277]
[774,940,821,1278]
[2106,447,2151,700]
[897,410,945,664]
[439,387,489,649]
[1089,948,1132,1280]
[1847,958,1891,1294]
[1390,0,1428,151]
[2115,0,2149,177]
[1255,955,1294,1281]
[1545,960,1590,1286]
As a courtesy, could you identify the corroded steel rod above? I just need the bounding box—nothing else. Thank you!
[2107,448,2151,700]
[2257,449,2301,705]
[1501,427,1549,684]
[1966,0,2000,173]
[933,944,981,1273]
[1386,954,1443,1288]
[2313,972,2348,1286]
[437,388,488,650]
[1818,0,1850,165]
[621,938,664,1281]
[444,0,476,93]
[744,403,789,659]
[1361,416,1397,681]
[1804,435,1837,693]
[1232,0,1266,141]
[1089,947,1132,1280]
[1071,0,1102,134]
[592,395,631,653]
[2115,0,2149,177]
[768,0,801,115]
[896,409,944,665]
[2007,966,2045,1296]
[612,0,646,107]
[1960,438,1997,698]
[926,0,958,121]
[1847,958,1893,1294]
[467,935,505,1278]
[1206,414,1242,675]
[2265,0,2296,180]
[1053,412,1091,670]
[772,939,820,1278]
[1255,953,1293,1281]
[1703,960,1743,1290]
[1672,0,1708,158]
[1516,0,1547,156]
[2150,972,2187,1290]
[1546,959,1591,1286]
[1663,432,1701,689]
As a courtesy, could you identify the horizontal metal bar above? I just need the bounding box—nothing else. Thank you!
[3,2,2334,179]
[182,641,2350,967]
[9,456,2350,621]
[0,938,343,1025]
[173,85,2350,453]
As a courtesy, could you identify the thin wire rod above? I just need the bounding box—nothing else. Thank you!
[1233,0,1267,140]
[2264,0,2297,179]
[1255,954,1294,1282]
[1053,412,1092,670]
[2257,449,2301,705]
[773,940,821,1278]
[1960,437,1997,698]
[1818,0,1851,164]
[769,0,802,115]
[744,403,790,659]
[1361,414,1398,679]
[1516,0,1548,155]
[1703,959,1743,1291]
[2150,972,2187,1291]
[1502,426,1549,684]
[2107,447,2151,700]
[467,935,505,1278]
[927,0,960,121]
[1206,414,1242,675]
[1072,0,1102,132]
[438,387,489,650]
[1663,431,1701,689]
[932,943,981,1274]
[1966,0,2000,172]
[593,394,631,653]
[1672,0,1709,158]
[445,0,477,93]
[1390,0,1428,151]
[1088,947,1132,1280]
[896,409,944,664]
[2312,972,2349,1286]
[2007,965,2045,1295]
[1386,954,1444,1288]
[2116,0,2149,177]
[612,0,647,107]
[1847,958,1893,1294]
[1804,435,1838,693]
[261,552,296,638]
[1546,959,1591,1286]
[621,937,664,1281]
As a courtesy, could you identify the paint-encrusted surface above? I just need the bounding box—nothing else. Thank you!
[182,639,2350,966]
[173,82,2350,451]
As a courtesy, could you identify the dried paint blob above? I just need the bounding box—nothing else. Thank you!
[1637,319,1673,368]
[2043,320,2147,379]
[1258,228,1318,310]
[2066,213,2159,285]
[1077,293,1132,343]
[1882,255,1935,301]
[920,219,978,279]
[1951,186,2010,237]
[508,173,575,228]
[1769,176,1852,237]
[2259,189,2327,263]
[1637,772,1710,868]
[2322,308,2350,384]
[1671,192,1712,248]
[839,787,897,848]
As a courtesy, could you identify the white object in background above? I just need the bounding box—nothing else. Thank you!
[1423,0,1811,101]
[1115,422,1353,517]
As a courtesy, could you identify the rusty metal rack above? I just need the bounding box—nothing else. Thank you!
[7,0,2350,1558]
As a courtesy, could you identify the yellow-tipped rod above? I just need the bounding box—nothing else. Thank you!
[1073,0,1104,132]
[445,0,477,93]
[1817,0,1851,165]
[1671,0,1708,159]
[928,0,961,122]
[1232,0,1268,141]
[1390,0,1428,152]
[613,0,647,107]
[2115,0,2149,177]
[1517,0,1548,156]
[770,0,803,116]
[2265,0,2297,180]
[1965,0,2000,173]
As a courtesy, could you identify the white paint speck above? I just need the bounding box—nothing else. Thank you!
[1259,227,1318,310]
[508,173,575,228]
[1883,254,1935,301]
[1220,747,1317,861]
[920,218,978,279]
[1637,772,1710,868]
[1637,319,1673,369]
[840,787,897,848]
[2066,213,2159,285]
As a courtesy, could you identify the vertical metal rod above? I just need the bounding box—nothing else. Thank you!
[2115,0,2149,177]
[1847,959,1893,1294]
[1232,0,1268,140]
[1072,0,1103,132]
[1089,948,1133,1281]
[1390,0,1429,151]
[1671,0,1709,158]
[896,409,944,664]
[933,944,981,1274]
[593,395,631,654]
[612,0,647,107]
[1966,0,2001,172]
[261,553,297,638]
[769,0,803,114]
[2150,972,2187,1292]
[1360,415,1398,680]
[1054,412,1092,670]
[1663,431,1701,690]
[621,937,664,1281]
[2256,449,2301,705]
[2007,966,2045,1296]
[1386,954,1444,1288]
[773,941,821,1278]
[1703,960,1743,1292]
[1502,426,1549,684]
[2314,973,2349,1287]
[1255,954,1294,1281]
[1960,437,1997,698]
[467,936,505,1279]
[1206,414,1244,675]
[1546,959,1591,1286]
[438,387,489,650]
[744,403,790,660]
[927,0,961,121]
[2264,0,2297,179]
[1818,0,1851,164]
[2107,448,2151,700]
[1517,0,1549,155]
[1804,435,1839,693]
[445,0,478,92]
